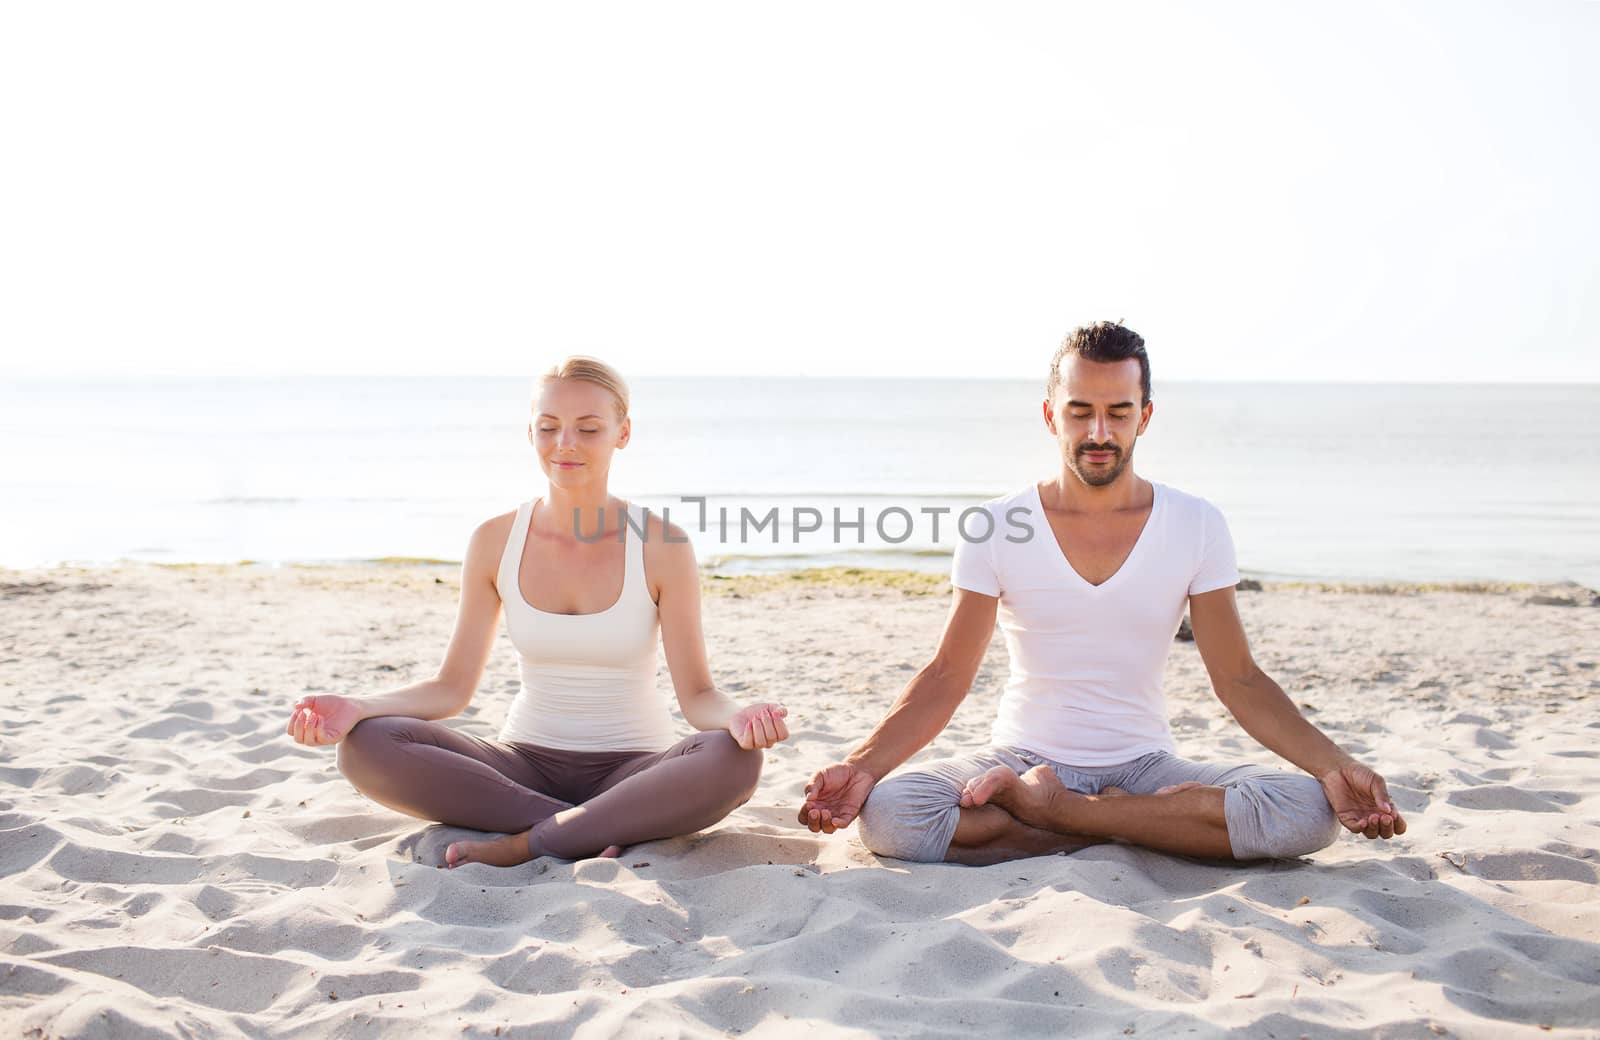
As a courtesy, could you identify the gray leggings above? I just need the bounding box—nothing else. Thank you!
[337,716,762,860]
[857,746,1341,863]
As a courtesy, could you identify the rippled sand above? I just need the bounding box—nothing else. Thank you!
[2,566,1598,1038]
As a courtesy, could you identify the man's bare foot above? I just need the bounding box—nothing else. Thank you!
[961,764,1075,831]
[444,831,533,869]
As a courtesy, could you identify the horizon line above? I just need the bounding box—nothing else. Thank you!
[4,371,1599,387]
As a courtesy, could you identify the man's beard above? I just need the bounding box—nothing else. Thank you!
[1066,440,1133,488]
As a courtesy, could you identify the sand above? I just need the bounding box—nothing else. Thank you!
[2,565,1598,1039]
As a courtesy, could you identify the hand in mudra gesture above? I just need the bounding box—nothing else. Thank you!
[286,695,364,747]
[1320,761,1407,840]
[798,762,876,833]
[729,702,790,750]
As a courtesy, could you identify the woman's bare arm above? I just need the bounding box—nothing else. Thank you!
[647,514,788,749]
[287,513,509,746]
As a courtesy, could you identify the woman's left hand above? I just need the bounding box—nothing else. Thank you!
[728,702,790,750]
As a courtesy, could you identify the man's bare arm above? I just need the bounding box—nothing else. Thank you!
[1187,586,1352,774]
[1190,585,1404,839]
[798,588,997,833]
[844,588,999,780]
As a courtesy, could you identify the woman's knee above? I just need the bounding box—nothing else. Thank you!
[335,716,407,785]
[693,729,763,802]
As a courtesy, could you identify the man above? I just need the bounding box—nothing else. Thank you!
[798,321,1406,865]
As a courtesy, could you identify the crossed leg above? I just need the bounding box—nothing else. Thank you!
[445,729,763,867]
[337,715,575,834]
[336,717,762,868]
[962,764,1233,858]
[858,747,1341,864]
[962,751,1341,861]
[856,748,1104,865]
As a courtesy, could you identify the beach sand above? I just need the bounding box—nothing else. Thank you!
[2,565,1598,1038]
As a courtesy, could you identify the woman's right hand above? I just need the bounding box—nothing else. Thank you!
[286,695,366,747]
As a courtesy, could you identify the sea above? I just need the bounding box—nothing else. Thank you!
[2,377,1597,588]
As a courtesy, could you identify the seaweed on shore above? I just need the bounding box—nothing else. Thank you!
[701,567,948,597]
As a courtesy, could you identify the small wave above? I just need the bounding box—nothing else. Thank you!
[702,546,955,576]
[704,547,953,563]
[631,492,1000,504]
[364,556,461,566]
[199,496,420,506]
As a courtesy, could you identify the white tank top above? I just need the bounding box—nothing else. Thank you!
[494,500,676,751]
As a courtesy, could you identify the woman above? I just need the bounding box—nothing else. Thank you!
[285,357,789,868]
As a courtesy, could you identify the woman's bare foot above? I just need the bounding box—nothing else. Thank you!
[443,835,626,869]
[444,831,533,869]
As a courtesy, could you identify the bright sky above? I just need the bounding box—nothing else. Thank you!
[2,2,1595,382]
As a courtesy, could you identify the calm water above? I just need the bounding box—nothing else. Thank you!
[2,377,1597,587]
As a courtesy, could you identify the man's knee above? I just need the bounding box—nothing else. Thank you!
[1297,793,1344,856]
[1228,774,1341,860]
[856,775,954,862]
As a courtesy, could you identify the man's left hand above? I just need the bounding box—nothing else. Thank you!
[1319,761,1407,840]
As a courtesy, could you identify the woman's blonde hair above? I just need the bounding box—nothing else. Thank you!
[538,356,629,420]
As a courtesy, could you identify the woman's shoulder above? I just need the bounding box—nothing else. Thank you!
[474,506,521,542]
[637,506,696,574]
[634,505,687,544]
[462,507,522,569]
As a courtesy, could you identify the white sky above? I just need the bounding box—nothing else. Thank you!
[2,2,1595,382]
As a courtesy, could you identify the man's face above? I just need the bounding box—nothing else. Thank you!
[1043,356,1152,488]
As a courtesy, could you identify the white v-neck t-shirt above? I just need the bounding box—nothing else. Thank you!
[951,481,1238,766]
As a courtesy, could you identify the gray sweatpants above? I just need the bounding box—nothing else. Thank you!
[856,746,1341,863]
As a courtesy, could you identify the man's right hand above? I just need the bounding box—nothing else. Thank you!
[286,695,366,747]
[798,762,877,834]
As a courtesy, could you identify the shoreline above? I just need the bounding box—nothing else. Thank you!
[3,561,1595,601]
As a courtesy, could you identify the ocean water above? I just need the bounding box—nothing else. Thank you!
[2,376,1597,588]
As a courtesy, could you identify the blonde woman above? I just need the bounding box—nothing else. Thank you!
[285,357,788,867]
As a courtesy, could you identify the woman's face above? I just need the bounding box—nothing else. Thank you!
[529,378,630,491]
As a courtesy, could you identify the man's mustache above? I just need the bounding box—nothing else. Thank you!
[1076,442,1120,455]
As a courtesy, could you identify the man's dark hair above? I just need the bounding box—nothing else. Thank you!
[1046,321,1151,406]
